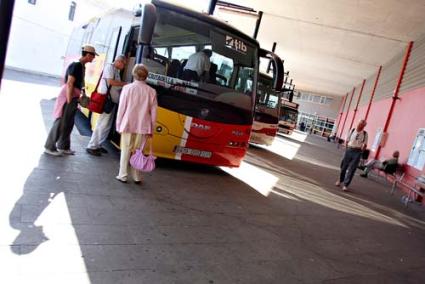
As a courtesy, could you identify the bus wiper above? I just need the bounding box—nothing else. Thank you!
[170,81,216,95]
[147,75,215,96]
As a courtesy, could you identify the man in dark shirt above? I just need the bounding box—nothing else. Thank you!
[44,44,97,156]
[360,150,399,177]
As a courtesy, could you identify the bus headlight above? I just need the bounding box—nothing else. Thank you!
[228,141,247,147]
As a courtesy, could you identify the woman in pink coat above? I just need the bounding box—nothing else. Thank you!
[115,64,157,184]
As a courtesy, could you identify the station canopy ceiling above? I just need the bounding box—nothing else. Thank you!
[202,0,425,96]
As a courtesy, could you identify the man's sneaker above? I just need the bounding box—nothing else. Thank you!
[98,147,108,154]
[44,149,63,156]
[115,176,127,183]
[342,186,349,191]
[86,148,101,156]
[58,149,76,155]
[335,181,341,187]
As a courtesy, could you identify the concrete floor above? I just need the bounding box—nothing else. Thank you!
[1,72,425,283]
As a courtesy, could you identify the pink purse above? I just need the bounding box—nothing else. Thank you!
[130,137,156,172]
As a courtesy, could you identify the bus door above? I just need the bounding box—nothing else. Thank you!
[104,26,126,144]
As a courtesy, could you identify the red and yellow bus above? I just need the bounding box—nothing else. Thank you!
[249,73,282,146]
[278,99,299,135]
[65,0,283,167]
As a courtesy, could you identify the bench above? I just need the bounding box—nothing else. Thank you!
[359,160,424,208]
[390,168,425,208]
[358,159,398,182]
[370,162,398,181]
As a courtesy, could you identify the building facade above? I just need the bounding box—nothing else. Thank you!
[294,92,342,137]
[5,0,112,77]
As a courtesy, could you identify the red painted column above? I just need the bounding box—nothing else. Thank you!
[338,87,356,139]
[334,93,348,137]
[349,79,366,130]
[375,41,414,159]
[365,66,382,121]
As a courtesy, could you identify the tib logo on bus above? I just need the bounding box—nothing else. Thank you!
[225,35,247,54]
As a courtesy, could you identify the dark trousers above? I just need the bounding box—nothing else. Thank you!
[45,98,78,151]
[181,69,200,81]
[339,148,362,186]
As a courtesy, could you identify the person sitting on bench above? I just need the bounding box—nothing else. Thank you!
[360,150,399,178]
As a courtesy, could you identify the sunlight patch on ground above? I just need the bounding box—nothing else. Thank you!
[273,174,408,228]
[347,194,425,230]
[243,144,412,229]
[295,153,341,171]
[270,188,301,201]
[221,161,280,197]
[278,130,307,143]
[0,79,59,194]
[0,80,90,279]
[254,136,301,160]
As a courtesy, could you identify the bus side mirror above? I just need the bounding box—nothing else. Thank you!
[136,3,157,64]
[138,3,157,45]
[259,48,284,91]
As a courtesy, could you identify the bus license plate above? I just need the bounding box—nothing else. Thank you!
[174,146,212,159]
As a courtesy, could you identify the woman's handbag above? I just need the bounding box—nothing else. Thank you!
[130,137,156,172]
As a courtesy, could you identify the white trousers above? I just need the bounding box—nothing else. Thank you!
[364,159,384,173]
[117,133,147,181]
[87,106,115,149]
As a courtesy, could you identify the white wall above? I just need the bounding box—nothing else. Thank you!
[294,92,342,120]
[5,0,110,77]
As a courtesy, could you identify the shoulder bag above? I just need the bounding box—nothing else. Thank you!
[87,72,114,114]
[102,79,114,114]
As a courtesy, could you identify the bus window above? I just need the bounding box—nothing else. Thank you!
[267,94,279,108]
[106,27,122,64]
[210,53,233,86]
[124,5,259,125]
[155,47,168,58]
[235,67,254,94]
[171,46,195,61]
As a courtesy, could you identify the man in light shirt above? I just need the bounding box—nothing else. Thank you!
[86,55,127,156]
[336,119,368,191]
[182,49,212,82]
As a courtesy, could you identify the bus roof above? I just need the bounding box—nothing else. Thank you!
[151,0,260,48]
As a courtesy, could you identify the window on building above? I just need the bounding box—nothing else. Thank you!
[69,1,77,21]
[408,129,425,170]
[312,95,321,103]
[325,97,334,105]
[28,0,36,4]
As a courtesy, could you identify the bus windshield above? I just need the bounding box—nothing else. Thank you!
[256,75,279,109]
[281,107,298,124]
[131,6,258,125]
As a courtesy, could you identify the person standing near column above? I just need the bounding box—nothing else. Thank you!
[336,119,368,191]
[86,55,127,156]
[44,44,97,156]
[115,64,157,184]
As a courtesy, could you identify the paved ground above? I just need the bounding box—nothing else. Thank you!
[1,71,425,283]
